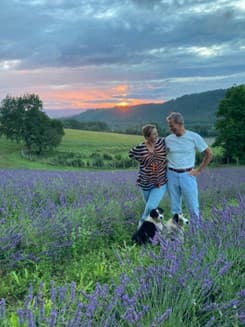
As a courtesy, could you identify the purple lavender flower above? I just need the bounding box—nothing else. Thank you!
[17,308,25,325]
[156,307,172,324]
[218,262,232,276]
[70,281,76,303]
[69,302,84,327]
[27,309,35,327]
[238,313,245,324]
[49,309,57,327]
[58,286,67,303]
[122,307,141,323]
[0,299,5,319]
[238,289,245,298]
[204,315,215,327]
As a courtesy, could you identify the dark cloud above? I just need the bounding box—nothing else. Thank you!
[1,0,245,108]
[1,0,244,70]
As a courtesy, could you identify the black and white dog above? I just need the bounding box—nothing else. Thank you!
[163,213,189,243]
[132,208,164,245]
[132,211,189,245]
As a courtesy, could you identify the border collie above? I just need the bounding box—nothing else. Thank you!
[163,213,189,242]
[132,208,164,245]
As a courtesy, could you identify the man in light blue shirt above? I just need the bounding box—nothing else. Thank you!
[165,112,213,226]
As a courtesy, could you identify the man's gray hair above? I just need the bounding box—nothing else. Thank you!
[166,112,184,124]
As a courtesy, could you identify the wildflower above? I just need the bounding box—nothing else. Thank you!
[218,262,232,276]
[0,299,6,319]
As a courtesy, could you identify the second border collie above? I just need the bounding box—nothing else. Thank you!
[163,213,189,242]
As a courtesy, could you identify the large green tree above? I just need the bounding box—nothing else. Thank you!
[0,95,26,142]
[0,94,64,154]
[215,85,245,163]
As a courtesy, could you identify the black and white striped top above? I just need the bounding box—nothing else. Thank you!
[129,137,167,190]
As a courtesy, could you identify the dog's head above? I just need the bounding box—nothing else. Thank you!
[173,213,189,227]
[164,213,188,242]
[149,208,164,223]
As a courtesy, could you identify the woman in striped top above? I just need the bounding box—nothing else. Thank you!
[129,124,168,227]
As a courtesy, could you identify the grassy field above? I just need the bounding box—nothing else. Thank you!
[0,129,218,170]
[0,129,142,170]
[58,129,142,153]
[0,137,48,170]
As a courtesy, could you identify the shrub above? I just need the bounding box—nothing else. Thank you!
[103,153,113,160]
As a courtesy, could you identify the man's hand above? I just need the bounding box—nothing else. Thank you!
[189,148,213,177]
[189,168,201,176]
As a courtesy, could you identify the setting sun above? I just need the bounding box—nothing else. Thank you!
[116,101,128,107]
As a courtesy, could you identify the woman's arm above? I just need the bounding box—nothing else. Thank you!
[129,144,144,161]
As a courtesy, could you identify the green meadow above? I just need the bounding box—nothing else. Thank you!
[58,129,142,155]
[0,129,142,170]
[0,129,219,170]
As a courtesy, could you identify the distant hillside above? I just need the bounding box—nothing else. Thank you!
[70,89,226,130]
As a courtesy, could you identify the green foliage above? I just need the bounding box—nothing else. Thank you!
[0,94,64,154]
[103,153,113,160]
[22,106,63,154]
[61,118,110,132]
[0,95,26,142]
[189,124,217,137]
[47,150,137,169]
[215,85,245,163]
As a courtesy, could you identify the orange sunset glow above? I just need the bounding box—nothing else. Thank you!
[40,84,163,111]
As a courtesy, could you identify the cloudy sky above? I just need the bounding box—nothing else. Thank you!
[1,0,245,116]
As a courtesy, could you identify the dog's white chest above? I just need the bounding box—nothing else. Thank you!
[145,216,163,231]
[155,222,163,231]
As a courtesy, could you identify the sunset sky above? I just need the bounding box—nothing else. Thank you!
[1,0,245,117]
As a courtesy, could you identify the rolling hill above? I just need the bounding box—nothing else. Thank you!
[70,89,226,129]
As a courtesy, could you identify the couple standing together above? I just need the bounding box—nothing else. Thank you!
[129,112,213,228]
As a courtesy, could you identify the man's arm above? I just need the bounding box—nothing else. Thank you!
[189,147,213,176]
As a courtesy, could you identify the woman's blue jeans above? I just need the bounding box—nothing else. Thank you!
[140,184,167,223]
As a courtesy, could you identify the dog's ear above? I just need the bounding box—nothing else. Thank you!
[150,209,159,218]
[157,207,164,214]
[178,213,189,225]
[173,213,179,223]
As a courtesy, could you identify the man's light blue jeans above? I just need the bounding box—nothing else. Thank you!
[140,184,167,223]
[167,169,200,225]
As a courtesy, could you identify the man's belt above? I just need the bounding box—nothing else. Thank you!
[168,167,193,173]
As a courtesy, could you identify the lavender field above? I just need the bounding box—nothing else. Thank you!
[0,167,244,326]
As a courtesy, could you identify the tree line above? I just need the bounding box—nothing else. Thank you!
[61,119,110,132]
